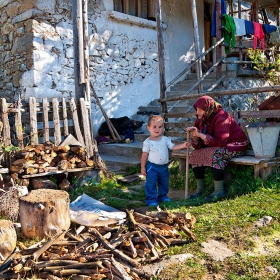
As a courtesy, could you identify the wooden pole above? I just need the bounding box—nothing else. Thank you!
[72,0,84,99]
[215,0,222,80]
[190,0,203,93]
[238,0,243,68]
[155,0,168,119]
[185,131,190,199]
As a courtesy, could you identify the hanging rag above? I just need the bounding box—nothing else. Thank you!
[233,17,246,36]
[269,26,280,46]
[211,0,227,37]
[262,24,277,34]
[222,15,236,54]
[245,20,254,38]
[253,22,265,50]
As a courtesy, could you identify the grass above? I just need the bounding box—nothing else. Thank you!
[67,161,280,279]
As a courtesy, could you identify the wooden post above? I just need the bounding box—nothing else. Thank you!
[29,97,38,145]
[155,0,168,119]
[0,98,11,146]
[14,101,24,149]
[238,0,243,68]
[215,0,222,80]
[190,0,203,93]
[42,98,50,143]
[52,98,61,146]
[72,0,84,99]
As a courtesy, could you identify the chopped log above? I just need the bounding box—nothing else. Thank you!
[9,165,24,174]
[19,189,71,239]
[179,225,197,242]
[31,177,58,190]
[53,268,110,277]
[0,220,17,260]
[26,167,39,175]
[57,160,72,170]
[53,145,70,153]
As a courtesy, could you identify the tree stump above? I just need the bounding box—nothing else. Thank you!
[0,220,17,260]
[19,189,71,239]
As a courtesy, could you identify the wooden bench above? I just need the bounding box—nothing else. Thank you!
[170,109,280,180]
[172,149,280,180]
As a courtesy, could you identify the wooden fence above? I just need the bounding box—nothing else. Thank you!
[0,97,94,157]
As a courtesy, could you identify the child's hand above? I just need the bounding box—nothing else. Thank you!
[141,168,146,176]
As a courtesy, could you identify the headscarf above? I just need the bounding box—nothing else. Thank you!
[193,96,223,132]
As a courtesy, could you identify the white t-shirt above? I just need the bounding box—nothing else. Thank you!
[142,136,175,165]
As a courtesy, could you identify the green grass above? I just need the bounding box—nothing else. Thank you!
[67,162,280,279]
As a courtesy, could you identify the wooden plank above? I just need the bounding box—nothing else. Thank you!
[80,98,93,157]
[52,98,61,145]
[69,98,85,147]
[0,98,11,146]
[62,98,69,136]
[239,110,280,119]
[29,97,38,145]
[14,102,24,149]
[165,131,187,138]
[21,167,95,178]
[42,98,50,142]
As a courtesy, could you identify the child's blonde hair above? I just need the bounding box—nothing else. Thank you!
[147,115,163,126]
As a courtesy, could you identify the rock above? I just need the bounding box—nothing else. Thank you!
[254,216,273,227]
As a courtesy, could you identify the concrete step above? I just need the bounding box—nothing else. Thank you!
[170,81,215,91]
[101,155,141,171]
[185,72,216,80]
[98,141,143,159]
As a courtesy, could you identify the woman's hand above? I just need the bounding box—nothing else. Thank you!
[186,126,199,138]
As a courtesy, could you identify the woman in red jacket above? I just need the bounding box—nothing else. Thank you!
[186,95,248,200]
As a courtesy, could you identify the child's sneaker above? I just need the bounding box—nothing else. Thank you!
[162,198,171,203]
[148,202,159,207]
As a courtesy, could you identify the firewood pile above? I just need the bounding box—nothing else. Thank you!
[9,142,95,178]
[0,209,197,280]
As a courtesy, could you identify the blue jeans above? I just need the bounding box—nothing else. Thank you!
[145,161,169,205]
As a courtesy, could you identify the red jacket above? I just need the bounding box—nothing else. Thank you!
[192,109,248,152]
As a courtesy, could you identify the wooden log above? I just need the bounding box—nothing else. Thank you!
[14,102,24,149]
[30,177,58,190]
[0,220,17,260]
[19,189,71,239]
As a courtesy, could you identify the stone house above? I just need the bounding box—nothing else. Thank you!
[0,0,279,137]
[0,0,210,136]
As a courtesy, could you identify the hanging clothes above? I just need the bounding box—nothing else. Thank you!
[233,17,246,36]
[211,0,227,37]
[262,24,277,34]
[222,15,236,54]
[245,20,254,37]
[253,22,265,50]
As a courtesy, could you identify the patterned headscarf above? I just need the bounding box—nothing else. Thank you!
[193,96,222,132]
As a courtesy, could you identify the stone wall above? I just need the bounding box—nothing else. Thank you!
[0,0,162,134]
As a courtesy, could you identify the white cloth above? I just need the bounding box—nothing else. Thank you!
[233,17,246,36]
[142,136,175,165]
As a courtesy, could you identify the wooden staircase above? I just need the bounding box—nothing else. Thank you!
[98,72,222,172]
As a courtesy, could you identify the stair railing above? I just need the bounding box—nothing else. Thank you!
[165,37,224,91]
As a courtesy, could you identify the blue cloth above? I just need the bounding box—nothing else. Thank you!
[245,20,254,37]
[211,0,226,37]
[262,24,277,34]
[144,161,169,205]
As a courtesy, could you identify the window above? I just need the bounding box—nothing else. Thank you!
[114,0,156,21]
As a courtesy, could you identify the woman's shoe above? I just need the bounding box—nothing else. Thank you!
[189,192,203,199]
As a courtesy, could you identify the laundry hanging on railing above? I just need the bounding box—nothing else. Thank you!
[221,14,236,54]
[233,17,246,36]
[215,13,278,52]
[253,22,265,50]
